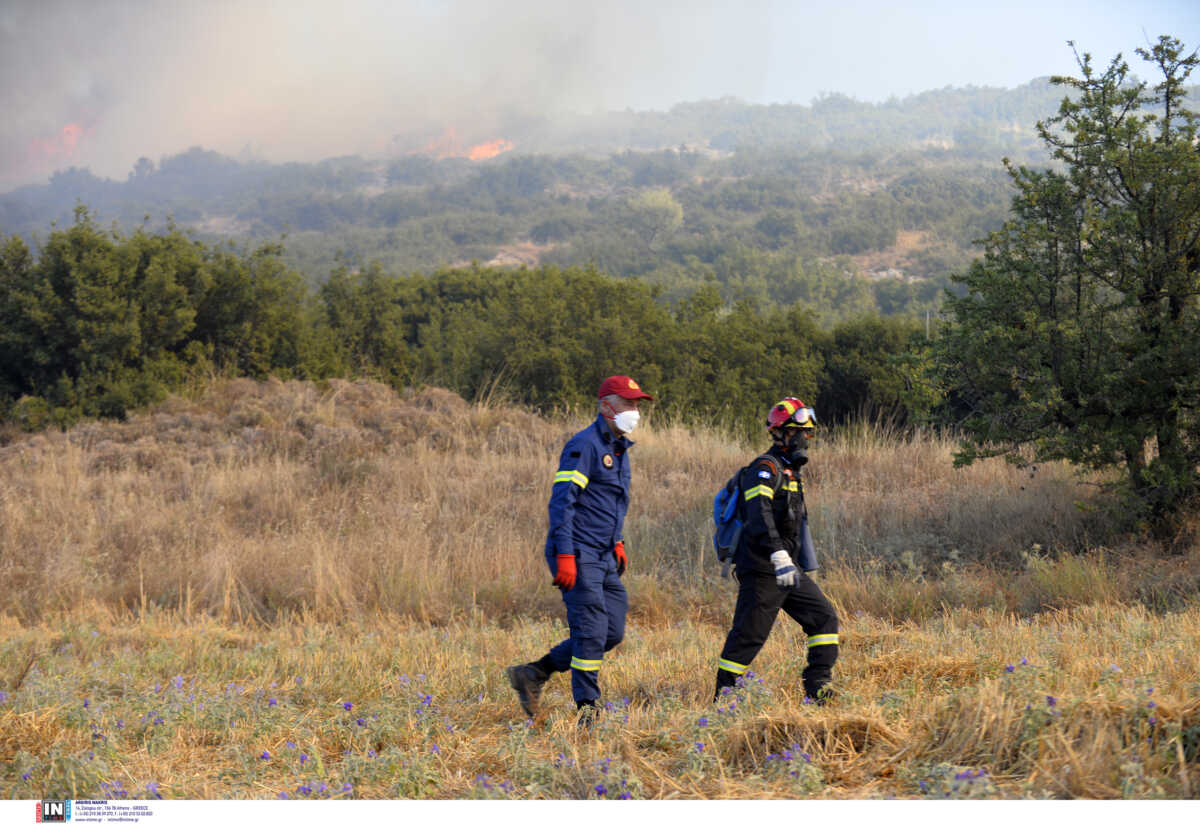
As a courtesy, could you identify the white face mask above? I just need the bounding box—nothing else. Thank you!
[613,409,640,434]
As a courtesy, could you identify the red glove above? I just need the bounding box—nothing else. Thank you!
[553,554,577,590]
[614,541,627,576]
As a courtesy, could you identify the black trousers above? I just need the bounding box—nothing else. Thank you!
[715,568,839,699]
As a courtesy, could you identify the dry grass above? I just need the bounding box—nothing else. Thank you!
[1,378,1199,798]
[1,605,1197,799]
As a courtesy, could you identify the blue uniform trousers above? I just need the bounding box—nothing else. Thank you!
[545,547,627,704]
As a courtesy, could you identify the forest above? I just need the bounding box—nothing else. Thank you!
[1,79,1086,323]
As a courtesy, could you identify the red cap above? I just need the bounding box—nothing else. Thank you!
[598,375,653,401]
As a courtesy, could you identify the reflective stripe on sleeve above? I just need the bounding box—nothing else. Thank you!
[554,470,589,489]
[570,656,602,672]
[718,658,749,675]
[807,634,838,647]
[743,484,775,501]
[784,480,799,492]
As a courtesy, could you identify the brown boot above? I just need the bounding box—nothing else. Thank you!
[506,664,548,717]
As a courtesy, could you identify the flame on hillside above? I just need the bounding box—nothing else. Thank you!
[29,121,93,160]
[411,126,514,161]
[468,138,514,161]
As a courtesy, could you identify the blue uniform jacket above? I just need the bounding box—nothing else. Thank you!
[544,414,632,562]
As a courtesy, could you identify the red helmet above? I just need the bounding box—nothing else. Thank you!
[766,397,816,432]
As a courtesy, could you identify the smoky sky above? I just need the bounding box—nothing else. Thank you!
[0,0,772,188]
[4,0,1198,192]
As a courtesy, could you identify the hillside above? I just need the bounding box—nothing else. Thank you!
[0,81,1088,322]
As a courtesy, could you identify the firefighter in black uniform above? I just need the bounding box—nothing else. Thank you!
[714,397,839,703]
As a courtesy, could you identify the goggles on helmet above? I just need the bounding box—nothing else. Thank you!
[786,406,816,427]
[766,397,816,430]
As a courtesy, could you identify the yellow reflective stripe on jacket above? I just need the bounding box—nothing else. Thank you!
[808,634,838,647]
[570,656,602,672]
[784,480,799,492]
[718,658,749,675]
[743,484,775,501]
[554,470,589,489]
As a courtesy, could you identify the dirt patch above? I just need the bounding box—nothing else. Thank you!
[850,230,933,281]
[482,241,554,268]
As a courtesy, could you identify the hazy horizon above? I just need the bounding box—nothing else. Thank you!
[2,0,1198,191]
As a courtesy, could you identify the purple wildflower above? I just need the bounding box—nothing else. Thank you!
[83,699,90,708]
[1149,717,1158,726]
[694,742,705,753]
[22,771,32,781]
[268,698,277,707]
[1005,664,1015,673]
[146,782,162,799]
[299,753,309,765]
[698,717,709,727]
[342,701,353,711]
[0,691,7,703]
[116,720,125,729]
[278,792,289,800]
[260,750,271,761]
[286,741,296,750]
[172,676,184,690]
[1046,695,1057,707]
[595,784,607,796]
[356,717,367,727]
[431,744,440,754]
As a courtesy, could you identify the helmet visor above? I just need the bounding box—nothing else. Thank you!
[786,406,816,427]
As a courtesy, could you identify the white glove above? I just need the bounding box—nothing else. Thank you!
[770,550,798,588]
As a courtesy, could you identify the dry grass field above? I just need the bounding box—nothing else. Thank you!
[1,378,1198,799]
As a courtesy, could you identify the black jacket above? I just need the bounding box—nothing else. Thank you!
[734,445,808,574]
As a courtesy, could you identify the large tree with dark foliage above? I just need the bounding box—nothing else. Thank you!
[940,37,1200,531]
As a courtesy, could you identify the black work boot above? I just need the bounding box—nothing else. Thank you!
[576,699,600,730]
[506,663,548,718]
[803,679,835,706]
[714,669,737,702]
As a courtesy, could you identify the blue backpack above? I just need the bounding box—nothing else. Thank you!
[712,454,818,578]
[712,455,782,578]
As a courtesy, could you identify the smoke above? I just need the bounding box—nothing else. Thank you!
[1,0,771,189]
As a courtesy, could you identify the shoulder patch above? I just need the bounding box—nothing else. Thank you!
[602,453,614,468]
[569,450,581,458]
[757,469,772,479]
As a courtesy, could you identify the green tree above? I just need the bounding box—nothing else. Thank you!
[627,188,683,248]
[939,37,1200,529]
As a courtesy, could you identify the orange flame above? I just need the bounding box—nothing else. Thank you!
[467,138,514,161]
[29,122,91,159]
[411,127,514,161]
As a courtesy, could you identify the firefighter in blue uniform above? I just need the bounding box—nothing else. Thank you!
[507,375,653,724]
[714,397,839,704]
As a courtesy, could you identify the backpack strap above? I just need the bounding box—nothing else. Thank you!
[747,452,786,496]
